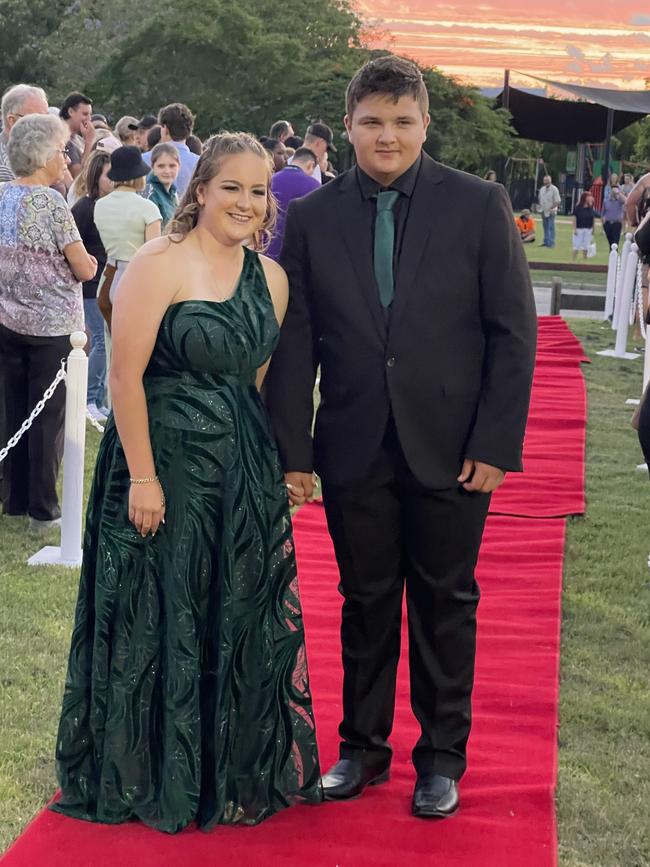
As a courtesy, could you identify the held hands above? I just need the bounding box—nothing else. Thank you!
[457,459,505,494]
[285,472,315,508]
[128,480,166,537]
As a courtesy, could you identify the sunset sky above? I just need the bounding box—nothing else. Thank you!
[357,1,650,90]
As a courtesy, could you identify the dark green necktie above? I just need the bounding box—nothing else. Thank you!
[374,189,400,308]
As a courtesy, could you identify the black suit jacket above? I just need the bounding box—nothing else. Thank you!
[265,153,537,489]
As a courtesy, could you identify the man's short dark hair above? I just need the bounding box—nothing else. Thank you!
[284,135,303,149]
[158,102,195,141]
[293,147,318,166]
[269,120,291,139]
[59,92,92,120]
[346,56,429,119]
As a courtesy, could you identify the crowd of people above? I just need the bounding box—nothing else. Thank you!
[0,82,338,526]
[508,169,647,258]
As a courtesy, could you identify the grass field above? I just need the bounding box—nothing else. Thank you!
[0,319,649,865]
[521,215,622,298]
[520,214,613,270]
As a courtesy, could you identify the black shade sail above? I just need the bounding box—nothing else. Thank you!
[495,85,647,144]
[527,77,650,114]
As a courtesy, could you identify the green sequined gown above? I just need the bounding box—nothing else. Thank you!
[51,247,322,833]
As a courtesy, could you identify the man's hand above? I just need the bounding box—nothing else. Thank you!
[80,118,95,142]
[285,472,315,507]
[457,459,505,493]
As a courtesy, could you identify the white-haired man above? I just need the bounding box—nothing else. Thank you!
[0,84,48,182]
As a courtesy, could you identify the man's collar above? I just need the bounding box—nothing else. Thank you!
[280,164,305,175]
[356,153,422,201]
[172,141,190,153]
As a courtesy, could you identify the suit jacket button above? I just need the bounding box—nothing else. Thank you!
[386,356,396,368]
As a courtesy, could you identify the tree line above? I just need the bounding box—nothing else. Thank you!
[3,0,647,175]
[0,0,514,174]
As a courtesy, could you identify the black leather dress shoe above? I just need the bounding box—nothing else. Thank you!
[412,774,459,818]
[321,758,391,800]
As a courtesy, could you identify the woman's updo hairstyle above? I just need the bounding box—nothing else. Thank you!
[167,131,277,251]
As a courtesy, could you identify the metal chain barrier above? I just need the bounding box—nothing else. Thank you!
[0,359,105,465]
[85,410,105,434]
[0,360,67,464]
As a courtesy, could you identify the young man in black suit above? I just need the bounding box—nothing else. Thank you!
[265,56,537,818]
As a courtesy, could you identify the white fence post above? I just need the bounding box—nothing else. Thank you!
[613,233,633,330]
[604,243,618,320]
[29,331,88,568]
[598,244,641,361]
[613,244,639,358]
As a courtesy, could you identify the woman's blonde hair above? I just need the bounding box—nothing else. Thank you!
[167,132,277,251]
[117,176,146,192]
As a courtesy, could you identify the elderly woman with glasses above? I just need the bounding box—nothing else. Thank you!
[0,113,97,530]
[0,83,49,183]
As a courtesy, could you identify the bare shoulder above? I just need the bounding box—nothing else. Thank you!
[258,253,288,292]
[117,235,190,308]
[129,235,188,282]
[133,234,181,261]
[257,253,288,322]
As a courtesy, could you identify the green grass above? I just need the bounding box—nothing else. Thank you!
[0,431,101,848]
[558,319,650,867]
[1,322,649,865]
[521,215,611,288]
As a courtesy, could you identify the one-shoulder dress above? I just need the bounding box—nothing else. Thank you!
[51,247,322,833]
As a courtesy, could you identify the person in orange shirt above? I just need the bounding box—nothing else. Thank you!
[515,209,536,243]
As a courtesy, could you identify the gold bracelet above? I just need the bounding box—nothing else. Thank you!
[130,475,159,485]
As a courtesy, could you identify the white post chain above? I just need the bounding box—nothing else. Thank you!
[85,410,105,434]
[614,244,639,357]
[636,262,646,341]
[0,358,105,466]
[604,242,618,320]
[27,332,94,568]
[0,362,67,464]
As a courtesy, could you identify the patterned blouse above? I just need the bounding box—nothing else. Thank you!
[0,184,83,337]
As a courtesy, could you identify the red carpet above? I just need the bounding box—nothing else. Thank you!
[2,318,586,867]
[491,317,588,518]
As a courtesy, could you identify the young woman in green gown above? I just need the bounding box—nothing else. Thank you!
[51,132,322,833]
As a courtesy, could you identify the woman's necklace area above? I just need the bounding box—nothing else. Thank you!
[196,234,245,302]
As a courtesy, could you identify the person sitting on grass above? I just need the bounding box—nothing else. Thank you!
[515,209,536,243]
[572,191,599,262]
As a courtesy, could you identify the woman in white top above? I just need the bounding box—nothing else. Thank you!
[95,146,162,330]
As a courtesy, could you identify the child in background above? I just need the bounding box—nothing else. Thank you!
[515,209,536,243]
[572,192,599,262]
[145,143,180,228]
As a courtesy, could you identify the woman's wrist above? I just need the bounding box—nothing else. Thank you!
[129,475,159,485]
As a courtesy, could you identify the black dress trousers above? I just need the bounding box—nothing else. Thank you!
[321,420,491,781]
[0,323,68,521]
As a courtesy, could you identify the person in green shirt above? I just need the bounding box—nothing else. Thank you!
[145,142,180,227]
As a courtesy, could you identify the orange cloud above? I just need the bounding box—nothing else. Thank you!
[357,1,650,88]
